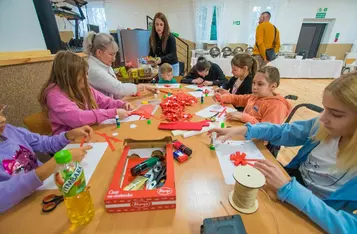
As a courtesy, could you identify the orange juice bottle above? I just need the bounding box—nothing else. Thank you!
[54,150,94,225]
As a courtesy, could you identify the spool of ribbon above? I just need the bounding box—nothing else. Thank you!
[229,165,266,214]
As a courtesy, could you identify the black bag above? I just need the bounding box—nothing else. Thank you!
[256,26,277,62]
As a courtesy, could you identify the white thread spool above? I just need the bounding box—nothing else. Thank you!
[229,165,266,214]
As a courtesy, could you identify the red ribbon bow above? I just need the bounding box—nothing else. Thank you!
[230,151,256,166]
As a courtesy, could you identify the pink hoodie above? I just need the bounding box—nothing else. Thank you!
[46,85,126,135]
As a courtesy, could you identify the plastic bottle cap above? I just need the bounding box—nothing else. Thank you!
[221,122,225,128]
[147,119,152,124]
[54,150,72,164]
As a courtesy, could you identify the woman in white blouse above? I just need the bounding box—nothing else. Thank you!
[83,32,156,98]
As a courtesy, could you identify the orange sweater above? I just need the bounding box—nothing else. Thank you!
[221,93,292,124]
[253,22,281,60]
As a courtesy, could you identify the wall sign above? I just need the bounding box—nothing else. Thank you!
[334,33,340,43]
[316,7,328,18]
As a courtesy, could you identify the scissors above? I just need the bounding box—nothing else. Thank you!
[146,163,167,190]
[42,194,64,212]
[206,112,220,122]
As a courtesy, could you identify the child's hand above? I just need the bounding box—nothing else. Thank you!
[192,78,204,84]
[202,81,213,86]
[214,88,229,95]
[254,159,291,191]
[124,102,134,111]
[212,93,222,103]
[208,126,247,142]
[69,145,93,162]
[116,109,130,119]
[226,112,243,121]
[66,126,93,141]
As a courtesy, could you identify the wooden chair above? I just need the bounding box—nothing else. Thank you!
[23,112,52,135]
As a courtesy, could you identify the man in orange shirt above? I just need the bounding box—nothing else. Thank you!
[253,11,280,66]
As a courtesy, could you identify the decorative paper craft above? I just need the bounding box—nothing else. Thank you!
[214,140,265,185]
[160,93,197,122]
[38,142,108,190]
[155,84,181,89]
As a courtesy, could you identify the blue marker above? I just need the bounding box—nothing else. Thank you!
[201,95,204,104]
[115,115,121,128]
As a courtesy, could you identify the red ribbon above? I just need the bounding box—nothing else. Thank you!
[95,132,123,151]
[230,151,256,166]
[160,93,197,122]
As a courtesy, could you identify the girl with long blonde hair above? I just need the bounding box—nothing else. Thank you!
[209,72,357,233]
[39,51,132,135]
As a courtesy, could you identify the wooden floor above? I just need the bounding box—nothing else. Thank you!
[275,78,333,165]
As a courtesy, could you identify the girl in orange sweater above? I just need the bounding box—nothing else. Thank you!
[215,66,292,124]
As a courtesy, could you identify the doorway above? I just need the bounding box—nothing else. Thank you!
[295,23,326,58]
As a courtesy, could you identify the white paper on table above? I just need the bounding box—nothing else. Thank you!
[38,142,108,190]
[195,104,236,122]
[185,85,214,91]
[155,84,181,89]
[171,130,188,136]
[99,105,159,124]
[214,140,265,185]
[188,91,214,98]
[182,122,219,138]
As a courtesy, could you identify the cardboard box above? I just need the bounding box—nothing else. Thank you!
[104,137,176,213]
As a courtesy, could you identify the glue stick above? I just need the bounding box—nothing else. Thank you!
[115,115,120,128]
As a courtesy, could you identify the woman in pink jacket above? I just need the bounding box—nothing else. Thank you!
[39,51,132,135]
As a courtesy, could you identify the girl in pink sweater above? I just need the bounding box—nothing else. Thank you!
[39,51,132,135]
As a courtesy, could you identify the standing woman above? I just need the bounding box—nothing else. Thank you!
[149,12,179,76]
[83,32,155,98]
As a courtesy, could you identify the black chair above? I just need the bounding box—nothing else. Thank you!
[266,101,324,158]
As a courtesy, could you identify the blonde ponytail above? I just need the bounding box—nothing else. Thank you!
[83,31,118,56]
[83,31,96,55]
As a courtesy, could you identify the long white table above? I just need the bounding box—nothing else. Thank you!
[191,57,343,78]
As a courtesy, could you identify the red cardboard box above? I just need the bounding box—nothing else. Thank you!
[104,137,176,213]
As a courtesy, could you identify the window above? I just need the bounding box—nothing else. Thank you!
[83,2,108,35]
[195,4,221,43]
[210,6,217,41]
[248,5,276,46]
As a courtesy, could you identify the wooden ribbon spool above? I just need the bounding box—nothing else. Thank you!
[229,165,266,214]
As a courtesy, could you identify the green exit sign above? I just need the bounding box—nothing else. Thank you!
[233,21,240,25]
[316,12,326,18]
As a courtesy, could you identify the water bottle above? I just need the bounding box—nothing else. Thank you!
[54,150,94,225]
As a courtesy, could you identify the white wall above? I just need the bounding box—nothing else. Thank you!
[0,0,46,52]
[158,0,195,42]
[102,0,357,45]
[105,0,159,31]
[275,0,357,44]
[104,0,196,41]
